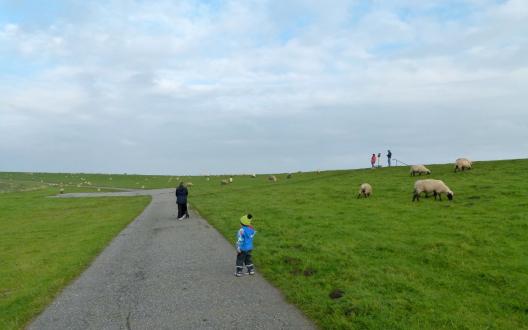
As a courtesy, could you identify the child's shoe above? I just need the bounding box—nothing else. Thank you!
[235,272,243,277]
[248,270,255,275]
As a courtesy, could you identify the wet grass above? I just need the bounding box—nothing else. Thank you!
[0,187,150,330]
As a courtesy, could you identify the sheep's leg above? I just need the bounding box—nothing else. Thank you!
[412,191,419,201]
[357,193,361,199]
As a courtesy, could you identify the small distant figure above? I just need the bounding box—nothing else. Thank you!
[235,214,256,277]
[377,153,381,167]
[371,153,377,168]
[175,182,189,220]
[387,150,392,167]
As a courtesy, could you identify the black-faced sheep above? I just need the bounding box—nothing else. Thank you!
[413,179,453,202]
[268,175,277,182]
[357,183,372,198]
[410,165,431,176]
[454,158,472,172]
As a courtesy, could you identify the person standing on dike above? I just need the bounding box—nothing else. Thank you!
[175,182,189,220]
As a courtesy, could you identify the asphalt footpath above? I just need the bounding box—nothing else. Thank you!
[29,189,315,330]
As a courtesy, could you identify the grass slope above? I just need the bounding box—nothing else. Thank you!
[189,159,528,329]
[1,159,527,328]
[0,187,150,330]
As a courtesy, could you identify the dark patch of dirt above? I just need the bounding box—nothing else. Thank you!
[303,268,316,276]
[329,289,344,299]
[283,256,302,265]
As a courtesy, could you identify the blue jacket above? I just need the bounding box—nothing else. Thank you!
[236,225,256,251]
[175,186,188,204]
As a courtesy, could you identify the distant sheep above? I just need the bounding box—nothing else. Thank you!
[229,177,233,183]
[268,175,277,182]
[410,165,431,176]
[186,182,193,187]
[454,158,472,172]
[221,179,229,185]
[413,179,453,202]
[287,173,292,179]
[357,183,372,198]
[250,174,257,178]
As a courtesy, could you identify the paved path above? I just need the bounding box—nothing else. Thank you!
[30,189,315,329]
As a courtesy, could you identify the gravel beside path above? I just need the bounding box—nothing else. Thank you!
[30,189,315,329]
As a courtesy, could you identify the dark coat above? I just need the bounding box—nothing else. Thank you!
[175,186,188,204]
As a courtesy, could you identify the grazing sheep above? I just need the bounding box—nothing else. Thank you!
[413,179,454,202]
[410,165,431,176]
[186,182,193,187]
[287,173,292,179]
[221,179,229,185]
[357,183,372,198]
[250,174,257,178]
[59,188,65,194]
[268,175,277,182]
[454,158,472,172]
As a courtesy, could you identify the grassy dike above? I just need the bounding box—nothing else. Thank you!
[0,188,150,330]
[190,159,528,329]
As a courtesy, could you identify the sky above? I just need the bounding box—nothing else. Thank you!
[0,0,527,175]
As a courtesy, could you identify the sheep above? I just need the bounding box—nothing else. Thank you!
[250,174,257,178]
[268,175,277,182]
[410,165,431,176]
[287,173,292,179]
[221,179,229,185]
[357,183,372,198]
[454,158,472,172]
[186,182,193,187]
[413,179,454,202]
[229,177,233,183]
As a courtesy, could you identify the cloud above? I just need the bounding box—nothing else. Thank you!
[0,0,526,174]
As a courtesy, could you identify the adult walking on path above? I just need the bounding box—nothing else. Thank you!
[371,153,377,168]
[175,182,189,220]
[387,149,392,167]
[30,189,314,329]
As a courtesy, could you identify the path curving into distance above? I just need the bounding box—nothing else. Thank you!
[30,189,314,329]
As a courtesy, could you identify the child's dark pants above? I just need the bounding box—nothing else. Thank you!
[236,250,254,274]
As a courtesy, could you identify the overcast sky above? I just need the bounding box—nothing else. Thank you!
[0,0,527,175]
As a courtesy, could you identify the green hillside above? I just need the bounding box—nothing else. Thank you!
[1,159,527,329]
[189,159,528,329]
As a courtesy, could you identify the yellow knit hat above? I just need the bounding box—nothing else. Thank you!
[240,214,252,226]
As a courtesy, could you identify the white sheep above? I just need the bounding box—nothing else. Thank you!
[221,179,229,185]
[410,165,431,176]
[454,158,472,172]
[250,174,257,178]
[229,177,233,183]
[413,179,454,202]
[186,182,193,187]
[268,175,277,182]
[357,183,372,198]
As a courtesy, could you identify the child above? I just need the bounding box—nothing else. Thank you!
[235,214,256,277]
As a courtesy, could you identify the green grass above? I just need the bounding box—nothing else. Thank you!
[0,187,150,330]
[1,159,527,329]
[188,159,528,329]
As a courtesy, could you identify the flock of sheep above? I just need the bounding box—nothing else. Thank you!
[358,158,473,202]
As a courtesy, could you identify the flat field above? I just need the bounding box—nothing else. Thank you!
[1,159,527,329]
[0,186,150,330]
